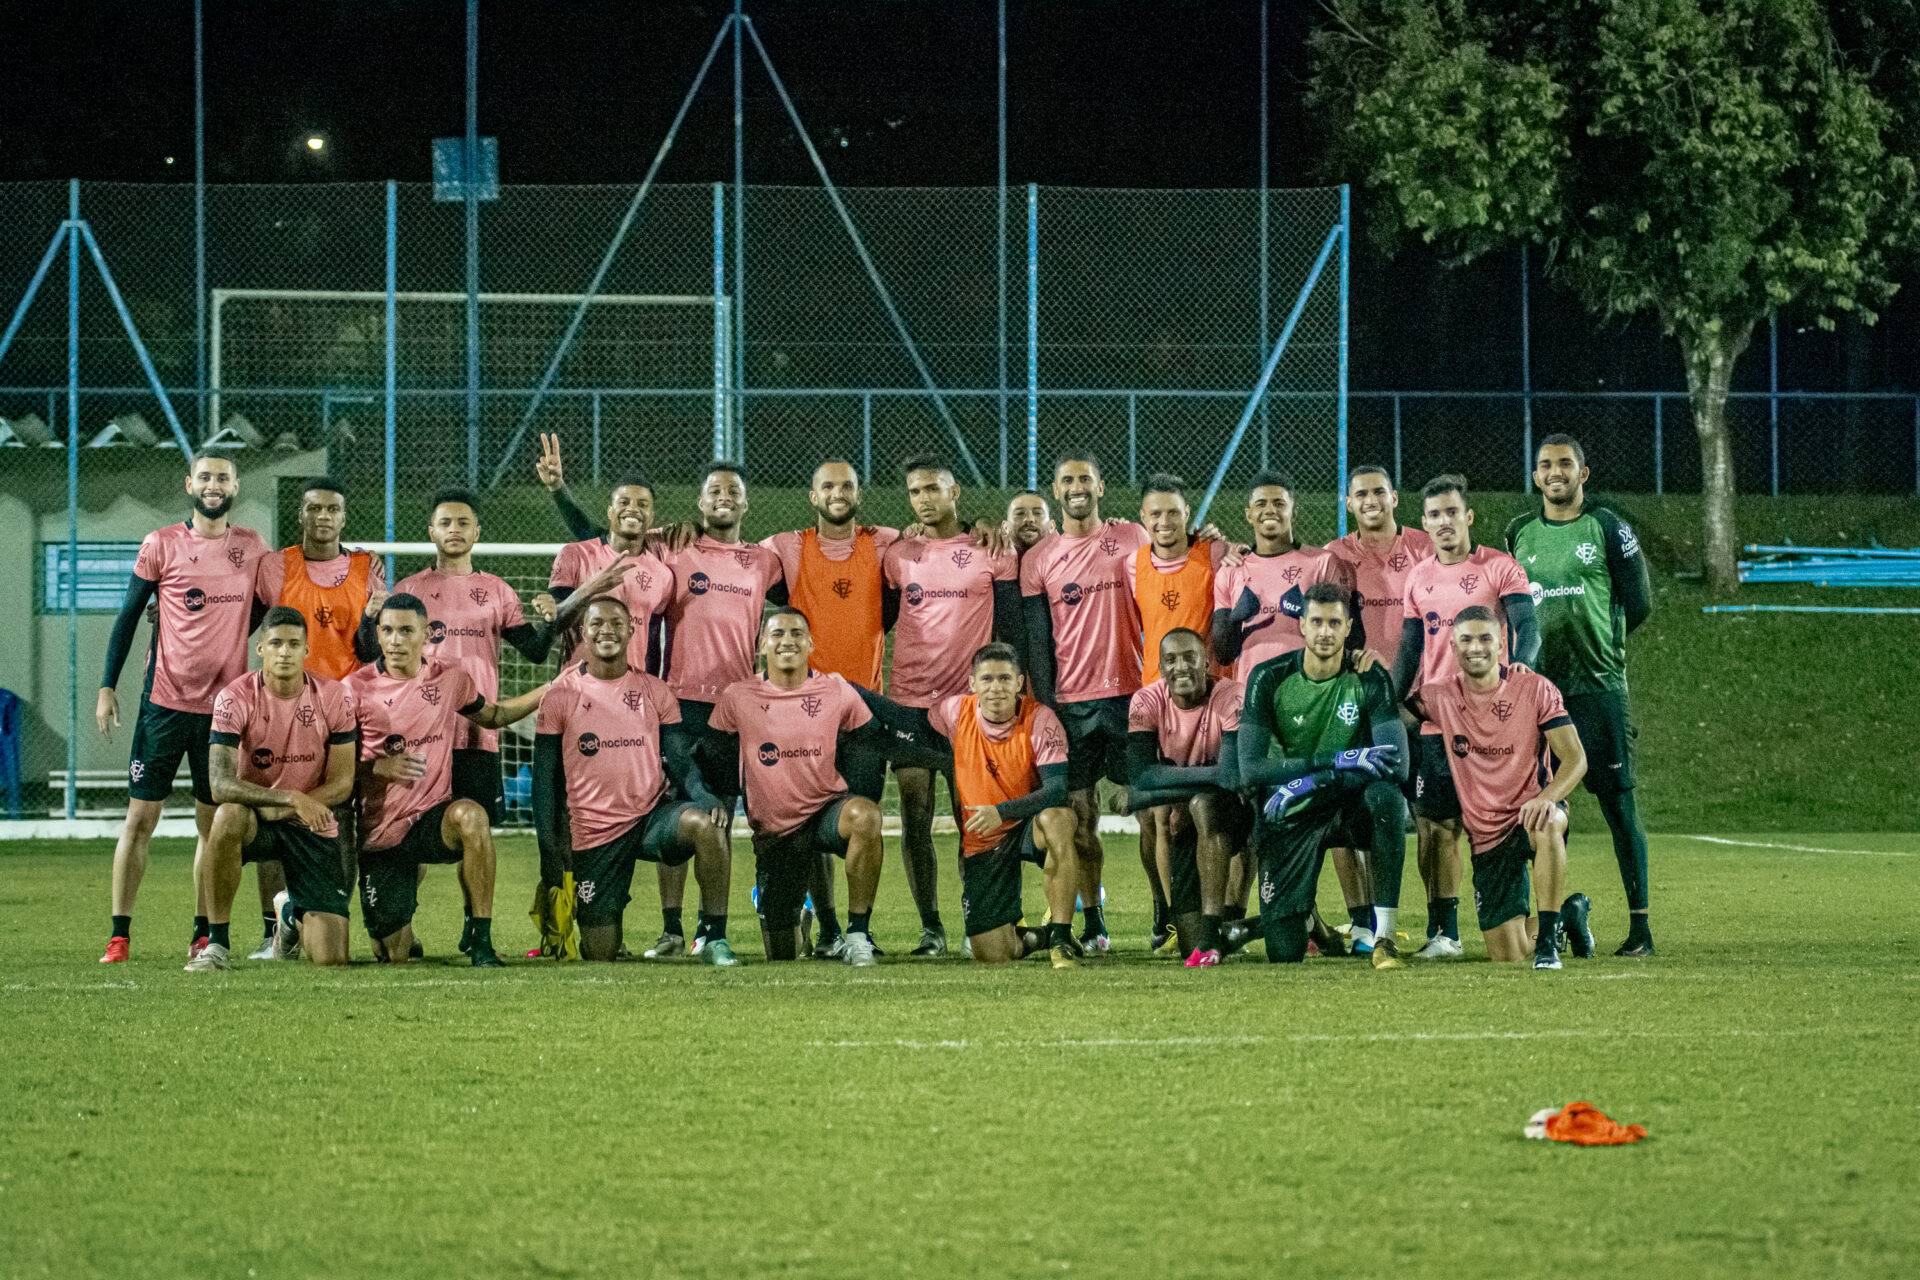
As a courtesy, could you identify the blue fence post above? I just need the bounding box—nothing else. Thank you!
[862,393,873,484]
[1653,394,1664,495]
[65,180,80,821]
[1519,244,1533,490]
[732,0,747,454]
[713,182,727,458]
[1335,185,1351,536]
[464,0,481,488]
[384,182,397,585]
[1913,397,1918,498]
[1257,0,1270,472]
[1392,393,1403,489]
[1769,314,1780,497]
[1026,184,1038,490]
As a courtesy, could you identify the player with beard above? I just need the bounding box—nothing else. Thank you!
[1507,434,1655,957]
[347,594,549,968]
[758,461,899,689]
[534,596,735,964]
[253,476,387,679]
[189,608,357,970]
[98,453,271,963]
[1004,491,1055,557]
[1124,628,1246,965]
[882,455,1023,958]
[1390,475,1539,959]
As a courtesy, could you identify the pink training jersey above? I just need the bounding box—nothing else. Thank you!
[660,537,785,703]
[1325,527,1434,672]
[209,671,357,838]
[131,522,272,714]
[1416,664,1571,854]
[537,662,682,849]
[1127,676,1243,767]
[346,658,483,853]
[252,547,387,604]
[1401,545,1532,695]
[884,534,1019,707]
[760,526,901,590]
[710,673,871,838]
[1018,520,1150,703]
[547,539,674,676]
[1212,545,1349,682]
[395,566,529,753]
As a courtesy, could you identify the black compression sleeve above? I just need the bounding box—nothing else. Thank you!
[1022,595,1057,706]
[1598,509,1655,634]
[101,575,159,690]
[353,613,380,663]
[502,621,554,664]
[552,487,604,541]
[992,580,1024,653]
[693,728,742,797]
[662,723,723,811]
[852,685,954,772]
[1210,607,1243,666]
[1502,592,1541,669]
[1389,618,1425,703]
[533,733,566,854]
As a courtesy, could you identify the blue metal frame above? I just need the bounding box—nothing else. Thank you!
[65,182,79,821]
[996,0,1008,488]
[712,181,727,458]
[0,224,68,370]
[1335,185,1350,536]
[194,0,207,437]
[1257,0,1270,471]
[1026,183,1038,490]
[1519,244,1533,488]
[77,225,194,456]
[732,0,747,456]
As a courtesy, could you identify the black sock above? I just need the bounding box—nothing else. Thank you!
[1536,910,1559,956]
[1046,921,1072,950]
[696,912,727,942]
[1627,912,1653,945]
[662,907,683,938]
[1349,905,1372,933]
[1598,789,1651,912]
[1437,898,1460,941]
[209,920,231,950]
[262,913,278,940]
[468,917,492,951]
[920,909,943,932]
[814,907,841,940]
[1082,904,1107,936]
[1199,913,1222,953]
[1152,900,1170,933]
[111,915,131,940]
[1425,901,1439,940]
[849,911,872,937]
[192,915,209,943]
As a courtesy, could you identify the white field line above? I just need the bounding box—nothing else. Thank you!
[1676,834,1915,857]
[809,1026,1871,1052]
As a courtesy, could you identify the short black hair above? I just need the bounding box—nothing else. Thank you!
[1141,472,1188,499]
[430,486,478,517]
[608,474,655,498]
[1453,604,1498,627]
[301,475,346,501]
[811,459,859,484]
[1421,473,1469,504]
[1248,470,1295,497]
[972,641,1023,672]
[1302,581,1352,616]
[1010,489,1048,504]
[1538,433,1587,468]
[261,605,306,633]
[584,594,631,616]
[700,459,747,487]
[1053,452,1102,477]
[901,452,953,482]
[1347,464,1392,489]
[1159,626,1205,650]
[762,604,812,632]
[188,450,236,474]
[380,592,429,622]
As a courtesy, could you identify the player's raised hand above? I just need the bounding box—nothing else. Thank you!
[963,802,1004,836]
[286,790,332,831]
[535,432,566,491]
[1218,541,1250,567]
[1191,521,1227,545]
[654,519,701,553]
[363,588,390,619]
[372,752,428,783]
[576,553,634,599]
[530,591,557,622]
[96,688,120,740]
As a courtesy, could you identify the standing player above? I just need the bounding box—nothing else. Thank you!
[1005,491,1055,555]
[190,608,357,970]
[1412,607,1587,968]
[348,594,548,967]
[97,452,271,963]
[760,460,899,689]
[1508,434,1656,957]
[253,476,387,678]
[1237,583,1409,968]
[883,454,1022,958]
[1124,628,1245,964]
[533,596,735,964]
[706,609,886,966]
[1389,475,1539,959]
[1211,471,1357,683]
[536,435,676,672]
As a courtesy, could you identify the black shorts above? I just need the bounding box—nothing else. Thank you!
[572,802,699,928]
[1252,790,1378,921]
[357,801,455,938]
[752,798,852,928]
[1471,826,1536,931]
[127,699,213,804]
[451,748,501,823]
[1413,731,1461,822]
[960,819,1044,937]
[242,818,352,919]
[1160,791,1253,916]
[1562,689,1637,795]
[1057,696,1130,791]
[676,698,737,814]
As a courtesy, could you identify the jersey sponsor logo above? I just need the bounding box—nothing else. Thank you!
[1037,727,1064,757]
[905,583,924,607]
[1618,525,1640,557]
[182,587,246,613]
[1459,574,1479,592]
[1529,582,1544,606]
[1061,582,1084,606]
[577,731,601,757]
[904,583,970,607]
[1424,610,1444,636]
[621,689,644,712]
[468,585,489,605]
[579,732,651,754]
[1492,700,1515,722]
[1575,542,1599,566]
[951,548,973,568]
[1453,733,1514,758]
[687,572,753,598]
[800,694,824,718]
[429,620,448,644]
[1159,588,1182,610]
[381,733,408,756]
[251,746,315,770]
[1537,584,1587,601]
[1279,585,1306,618]
[758,741,823,766]
[1359,595,1401,609]
[831,578,853,600]
[1336,699,1359,726]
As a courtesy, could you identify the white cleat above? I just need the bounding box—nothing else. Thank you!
[1412,935,1465,960]
[184,942,232,972]
[841,931,878,968]
[270,890,302,961]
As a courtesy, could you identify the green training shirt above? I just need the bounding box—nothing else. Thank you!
[1504,506,1646,695]
[1242,651,1394,814]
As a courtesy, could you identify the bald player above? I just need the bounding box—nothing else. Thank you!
[98,451,271,963]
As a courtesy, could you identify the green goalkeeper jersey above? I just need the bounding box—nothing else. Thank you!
[1241,651,1394,814]
[1504,506,1652,696]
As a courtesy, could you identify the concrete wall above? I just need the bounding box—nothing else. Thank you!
[0,445,326,809]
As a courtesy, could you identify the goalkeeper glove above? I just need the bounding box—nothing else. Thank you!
[1262,773,1320,821]
[1332,745,1400,779]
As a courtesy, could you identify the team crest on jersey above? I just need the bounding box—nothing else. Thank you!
[428,620,447,645]
[420,683,441,705]
[621,689,643,712]
[1575,542,1599,565]
[1281,565,1302,584]
[577,732,601,757]
[250,747,275,771]
[1492,700,1515,722]
[128,759,146,782]
[1336,699,1359,726]
[469,586,489,605]
[1060,583,1084,607]
[636,572,652,590]
[1387,551,1410,572]
[984,757,999,778]
[733,549,754,570]
[800,695,824,718]
[1459,574,1479,592]
[576,880,596,905]
[831,578,853,600]
[313,605,336,626]
[1098,537,1120,557]
[905,583,925,607]
[1160,589,1181,610]
[382,733,407,756]
[757,742,780,767]
[951,549,972,568]
[1259,872,1275,905]
[297,704,316,726]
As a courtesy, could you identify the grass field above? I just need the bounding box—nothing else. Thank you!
[4,831,1916,1279]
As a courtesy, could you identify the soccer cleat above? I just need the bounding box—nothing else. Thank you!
[408,941,425,960]
[247,935,276,961]
[1412,935,1465,960]
[458,919,473,956]
[963,935,974,959]
[909,926,948,958]
[1150,924,1179,956]
[1220,918,1257,956]
[469,946,505,968]
[1184,948,1221,968]
[1534,947,1563,971]
[188,935,209,960]
[183,942,231,972]
[1077,929,1112,956]
[1559,894,1594,958]
[1348,926,1377,954]
[100,937,130,965]
[810,932,848,961]
[1613,939,1656,958]
[1049,945,1078,970]
[1370,936,1405,970]
[699,937,740,967]
[842,932,879,968]
[1307,914,1346,957]
[270,891,301,961]
[643,932,685,960]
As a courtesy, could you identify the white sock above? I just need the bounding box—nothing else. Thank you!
[1373,906,1398,938]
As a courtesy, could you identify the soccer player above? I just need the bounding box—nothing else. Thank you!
[1237,583,1410,968]
[347,594,548,968]
[1389,474,1539,959]
[705,608,885,965]
[533,596,735,964]
[1212,471,1358,683]
[189,608,357,970]
[1124,628,1246,965]
[97,452,271,963]
[1507,433,1656,957]
[536,433,676,675]
[1411,606,1587,968]
[761,460,899,689]
[926,642,1079,967]
[1005,491,1055,554]
[253,476,387,678]
[883,454,1022,957]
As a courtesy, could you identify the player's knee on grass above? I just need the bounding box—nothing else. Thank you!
[301,912,349,966]
[1262,910,1310,964]
[970,924,1021,963]
[581,922,620,962]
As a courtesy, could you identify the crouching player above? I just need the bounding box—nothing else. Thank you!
[1124,628,1247,966]
[189,607,357,970]
[533,596,735,964]
[1237,583,1409,967]
[1411,606,1587,968]
[348,594,548,967]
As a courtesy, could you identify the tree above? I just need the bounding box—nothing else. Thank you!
[1309,0,1917,594]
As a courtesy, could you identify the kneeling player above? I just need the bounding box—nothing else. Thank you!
[923,643,1079,967]
[1411,607,1587,968]
[1124,628,1247,965]
[534,596,734,963]
[349,594,549,967]
[190,607,357,970]
[1238,583,1409,967]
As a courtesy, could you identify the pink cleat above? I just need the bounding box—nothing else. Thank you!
[1183,948,1221,968]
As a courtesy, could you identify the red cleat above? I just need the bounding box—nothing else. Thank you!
[188,935,210,960]
[100,937,130,964]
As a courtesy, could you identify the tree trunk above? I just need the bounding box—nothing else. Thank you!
[1680,323,1753,597]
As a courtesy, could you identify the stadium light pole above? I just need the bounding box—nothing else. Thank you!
[464,0,481,488]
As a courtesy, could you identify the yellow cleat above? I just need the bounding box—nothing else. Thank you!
[1370,935,1405,970]
[1050,945,1079,970]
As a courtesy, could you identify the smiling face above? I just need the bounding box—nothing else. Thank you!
[810,462,861,527]
[1159,630,1208,702]
[1140,490,1189,554]
[186,457,238,521]
[606,484,654,542]
[699,470,747,532]
[1245,484,1293,545]
[300,487,345,548]
[257,623,308,680]
[428,501,478,558]
[1007,494,1052,548]
[1451,616,1501,679]
[1052,459,1103,522]
[584,598,632,664]
[760,610,812,675]
[1534,443,1589,508]
[1346,470,1396,534]
[905,466,959,529]
[1422,488,1474,556]
[970,658,1023,722]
